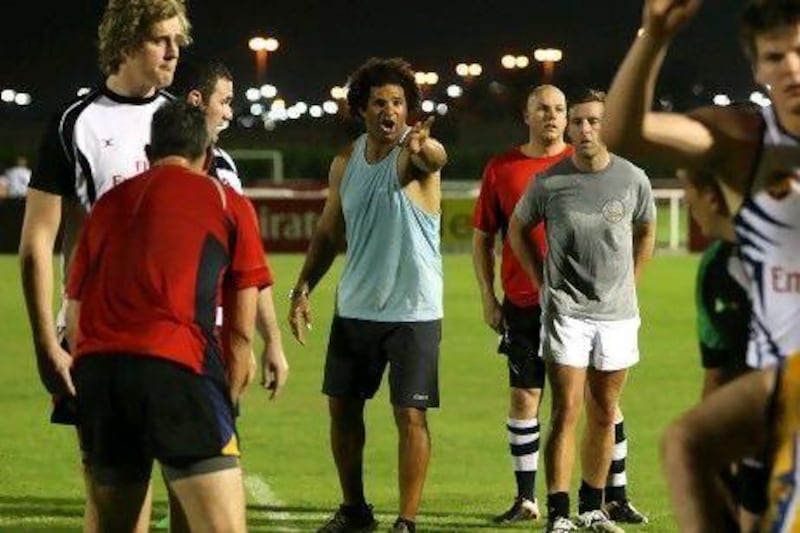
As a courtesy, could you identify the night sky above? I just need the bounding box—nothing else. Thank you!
[2,0,753,112]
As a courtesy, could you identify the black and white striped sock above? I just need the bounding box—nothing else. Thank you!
[507,417,539,501]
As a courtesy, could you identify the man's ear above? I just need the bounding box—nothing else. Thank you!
[186,89,204,107]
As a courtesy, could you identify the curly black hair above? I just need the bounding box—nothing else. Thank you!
[346,57,421,120]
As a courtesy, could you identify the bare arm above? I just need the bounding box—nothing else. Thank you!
[288,153,348,344]
[223,286,259,404]
[472,229,502,333]
[508,213,544,289]
[255,286,289,399]
[632,220,656,282]
[19,189,75,395]
[404,116,447,176]
[605,0,719,169]
[661,367,776,532]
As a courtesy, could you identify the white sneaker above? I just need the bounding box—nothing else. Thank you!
[576,509,624,533]
[545,516,578,532]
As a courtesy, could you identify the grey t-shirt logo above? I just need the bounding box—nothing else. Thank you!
[601,198,625,223]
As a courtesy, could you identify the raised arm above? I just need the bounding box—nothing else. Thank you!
[605,0,719,169]
[288,153,348,344]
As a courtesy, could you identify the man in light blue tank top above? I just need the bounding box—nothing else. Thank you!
[288,57,447,533]
[605,1,800,529]
[509,90,657,533]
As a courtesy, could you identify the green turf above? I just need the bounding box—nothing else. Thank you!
[0,253,702,532]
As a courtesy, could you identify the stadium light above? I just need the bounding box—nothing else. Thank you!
[14,93,31,106]
[309,105,324,118]
[446,84,463,98]
[260,84,278,99]
[245,88,261,102]
[421,100,435,113]
[713,94,731,106]
[1,89,15,103]
[533,48,563,83]
[248,35,280,84]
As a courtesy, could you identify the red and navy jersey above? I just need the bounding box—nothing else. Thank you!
[66,164,271,377]
[472,146,572,307]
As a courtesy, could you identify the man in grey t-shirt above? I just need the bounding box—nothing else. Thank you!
[508,89,656,533]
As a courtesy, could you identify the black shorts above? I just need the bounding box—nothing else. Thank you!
[323,316,441,409]
[74,354,239,485]
[498,300,546,389]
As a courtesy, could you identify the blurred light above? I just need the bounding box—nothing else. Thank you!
[750,90,771,107]
[14,92,31,106]
[239,116,256,128]
[263,119,277,131]
[468,63,482,76]
[250,103,264,116]
[489,81,505,96]
[287,107,301,120]
[501,54,516,69]
[415,72,427,85]
[309,105,324,118]
[323,100,339,114]
[446,84,463,98]
[455,63,469,77]
[691,83,704,96]
[713,93,731,106]
[260,84,277,99]
[421,100,435,113]
[424,72,439,85]
[436,103,448,115]
[249,36,279,52]
[271,98,286,111]
[268,108,288,121]
[265,37,279,52]
[515,55,530,68]
[295,101,308,114]
[331,86,348,99]
[637,27,645,38]
[245,88,261,102]
[77,87,91,97]
[658,96,674,111]
[1,89,16,103]
[534,48,563,63]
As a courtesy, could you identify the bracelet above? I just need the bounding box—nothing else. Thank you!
[288,288,309,301]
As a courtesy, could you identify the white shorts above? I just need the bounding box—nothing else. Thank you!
[540,314,641,371]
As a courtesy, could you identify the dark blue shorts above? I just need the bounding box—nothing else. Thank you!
[323,316,441,408]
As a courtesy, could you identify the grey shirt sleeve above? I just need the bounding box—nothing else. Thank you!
[632,170,656,224]
[513,176,544,226]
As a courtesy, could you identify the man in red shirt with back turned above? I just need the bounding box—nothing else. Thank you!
[472,84,647,526]
[65,100,271,533]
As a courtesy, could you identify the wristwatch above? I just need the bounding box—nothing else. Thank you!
[288,288,309,301]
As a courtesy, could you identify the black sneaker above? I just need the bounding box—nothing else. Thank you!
[317,504,378,533]
[604,500,648,524]
[389,517,416,532]
[492,496,540,523]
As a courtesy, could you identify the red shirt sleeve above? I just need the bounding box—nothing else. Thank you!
[227,194,273,290]
[472,158,499,234]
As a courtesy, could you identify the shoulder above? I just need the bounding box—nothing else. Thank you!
[330,142,356,181]
[688,103,762,143]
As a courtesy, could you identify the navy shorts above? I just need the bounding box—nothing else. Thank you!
[323,316,441,408]
[74,354,239,485]
[498,300,546,389]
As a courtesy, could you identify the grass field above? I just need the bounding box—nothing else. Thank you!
[0,252,702,532]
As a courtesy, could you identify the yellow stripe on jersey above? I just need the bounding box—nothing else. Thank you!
[763,353,800,532]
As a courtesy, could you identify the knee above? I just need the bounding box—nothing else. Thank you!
[588,404,617,427]
[329,398,364,430]
[510,388,540,419]
[551,395,582,429]
[394,407,428,433]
